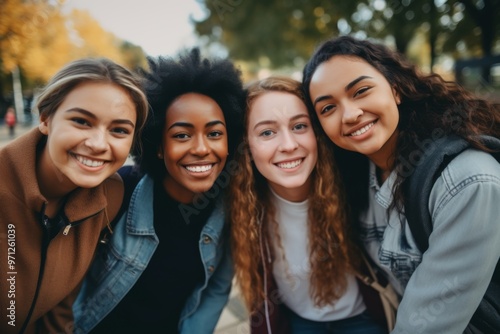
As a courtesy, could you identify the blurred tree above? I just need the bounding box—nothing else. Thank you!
[0,1,147,113]
[70,9,147,73]
[120,41,148,71]
[194,0,499,77]
[0,0,59,110]
[70,9,126,63]
[18,6,73,83]
[440,0,500,82]
[194,0,359,68]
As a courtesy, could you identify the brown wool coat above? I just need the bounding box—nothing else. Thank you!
[0,128,124,334]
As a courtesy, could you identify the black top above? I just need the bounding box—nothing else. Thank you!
[91,177,215,334]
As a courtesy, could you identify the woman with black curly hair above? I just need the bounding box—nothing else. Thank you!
[303,36,500,333]
[73,48,245,334]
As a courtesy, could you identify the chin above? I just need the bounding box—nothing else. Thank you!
[197,186,215,194]
[79,181,105,189]
[73,177,108,189]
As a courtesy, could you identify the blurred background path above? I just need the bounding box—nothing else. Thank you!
[0,123,35,148]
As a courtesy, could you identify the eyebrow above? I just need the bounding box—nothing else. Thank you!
[66,108,135,127]
[313,75,373,107]
[252,113,309,131]
[167,120,226,131]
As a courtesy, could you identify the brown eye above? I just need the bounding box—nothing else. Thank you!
[354,87,371,97]
[320,104,335,115]
[72,118,90,126]
[174,133,190,139]
[111,127,131,135]
[208,130,223,138]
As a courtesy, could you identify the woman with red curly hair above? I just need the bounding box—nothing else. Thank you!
[230,76,387,333]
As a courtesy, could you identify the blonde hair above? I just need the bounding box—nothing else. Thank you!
[230,76,359,313]
[35,57,148,150]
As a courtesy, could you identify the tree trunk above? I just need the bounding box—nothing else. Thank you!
[459,0,496,84]
[479,0,494,84]
[429,0,437,72]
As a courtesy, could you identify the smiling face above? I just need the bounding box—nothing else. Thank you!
[309,55,400,169]
[159,93,227,203]
[247,91,317,202]
[38,81,136,197]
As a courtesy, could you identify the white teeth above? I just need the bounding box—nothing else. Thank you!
[277,159,302,169]
[349,122,375,137]
[185,165,213,173]
[75,155,104,167]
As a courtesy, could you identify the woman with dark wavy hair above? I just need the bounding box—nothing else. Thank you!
[73,48,245,334]
[303,35,500,333]
[230,76,387,333]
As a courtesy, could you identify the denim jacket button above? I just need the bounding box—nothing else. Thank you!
[208,265,215,273]
[203,235,212,244]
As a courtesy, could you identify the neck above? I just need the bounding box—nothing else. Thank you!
[162,177,196,204]
[43,198,64,218]
[269,178,311,203]
[368,129,398,181]
[36,147,75,207]
[376,167,391,184]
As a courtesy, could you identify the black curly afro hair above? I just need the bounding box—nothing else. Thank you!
[135,48,246,182]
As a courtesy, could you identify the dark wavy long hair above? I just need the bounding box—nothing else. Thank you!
[303,35,500,214]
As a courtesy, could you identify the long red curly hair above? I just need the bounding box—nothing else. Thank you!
[229,76,360,313]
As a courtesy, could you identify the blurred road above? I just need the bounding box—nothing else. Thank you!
[0,123,36,148]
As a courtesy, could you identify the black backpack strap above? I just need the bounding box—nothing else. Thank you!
[403,134,500,333]
[403,135,500,252]
[402,135,471,252]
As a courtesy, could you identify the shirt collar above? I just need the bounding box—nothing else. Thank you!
[368,160,398,209]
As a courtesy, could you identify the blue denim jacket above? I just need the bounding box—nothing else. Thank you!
[73,174,233,334]
[360,148,500,334]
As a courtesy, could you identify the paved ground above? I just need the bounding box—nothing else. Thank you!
[0,123,35,147]
[0,123,250,333]
[214,283,249,334]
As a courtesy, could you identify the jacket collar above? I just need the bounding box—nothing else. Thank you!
[3,128,108,222]
[125,174,226,237]
[368,160,397,209]
[125,174,156,235]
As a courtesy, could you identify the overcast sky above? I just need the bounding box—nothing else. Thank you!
[62,0,207,57]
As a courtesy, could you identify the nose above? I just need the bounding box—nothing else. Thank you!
[342,104,363,124]
[191,135,210,156]
[85,129,109,152]
[279,130,299,152]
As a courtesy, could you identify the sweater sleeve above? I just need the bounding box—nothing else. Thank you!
[391,158,500,333]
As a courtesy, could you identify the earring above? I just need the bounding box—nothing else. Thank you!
[157,153,163,159]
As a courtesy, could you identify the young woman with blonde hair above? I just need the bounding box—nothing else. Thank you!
[0,57,148,334]
[230,76,387,333]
